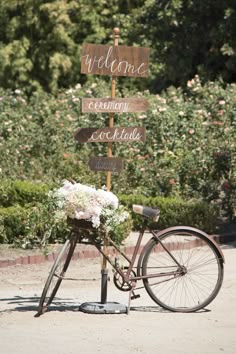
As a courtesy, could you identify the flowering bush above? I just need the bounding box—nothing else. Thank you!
[0,77,235,222]
[50,180,130,234]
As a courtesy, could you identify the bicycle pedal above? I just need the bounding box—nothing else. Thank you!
[131,294,141,300]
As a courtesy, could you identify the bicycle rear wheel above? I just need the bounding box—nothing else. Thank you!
[142,228,224,312]
[36,236,77,316]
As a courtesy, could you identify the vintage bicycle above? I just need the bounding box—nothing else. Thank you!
[36,204,224,316]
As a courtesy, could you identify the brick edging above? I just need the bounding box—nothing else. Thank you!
[0,233,235,269]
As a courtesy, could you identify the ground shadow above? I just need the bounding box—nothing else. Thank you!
[0,295,81,315]
[130,306,210,313]
[0,295,211,316]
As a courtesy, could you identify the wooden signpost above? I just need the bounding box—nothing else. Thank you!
[77,27,150,311]
[81,97,149,113]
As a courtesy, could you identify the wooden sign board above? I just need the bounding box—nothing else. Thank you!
[81,43,150,77]
[74,127,146,143]
[89,157,123,172]
[81,98,149,113]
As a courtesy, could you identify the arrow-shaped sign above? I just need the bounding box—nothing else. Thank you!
[89,157,123,172]
[81,98,149,113]
[74,127,146,143]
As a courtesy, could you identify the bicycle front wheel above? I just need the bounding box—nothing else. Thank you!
[36,236,77,316]
[142,228,224,312]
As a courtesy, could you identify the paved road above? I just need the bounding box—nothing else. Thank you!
[0,242,236,354]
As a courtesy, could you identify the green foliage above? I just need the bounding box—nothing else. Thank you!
[104,205,133,244]
[0,78,235,219]
[119,194,220,234]
[0,180,133,247]
[0,1,235,93]
[0,0,143,93]
[0,203,69,247]
[0,181,219,248]
[0,180,52,207]
[125,0,236,91]
[1,1,234,248]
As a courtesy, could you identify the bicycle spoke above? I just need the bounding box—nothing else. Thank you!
[142,229,223,312]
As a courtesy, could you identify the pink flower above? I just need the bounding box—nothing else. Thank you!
[211,121,223,126]
[222,182,230,190]
[169,179,175,185]
[188,128,195,134]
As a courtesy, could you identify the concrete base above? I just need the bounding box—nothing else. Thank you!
[79,302,127,314]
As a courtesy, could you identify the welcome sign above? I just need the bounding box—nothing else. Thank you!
[81,43,150,77]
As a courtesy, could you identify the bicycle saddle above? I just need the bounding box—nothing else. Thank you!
[132,204,160,221]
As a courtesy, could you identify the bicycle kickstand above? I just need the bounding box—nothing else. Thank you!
[127,282,140,314]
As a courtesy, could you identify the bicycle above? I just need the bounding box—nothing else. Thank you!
[35,204,224,316]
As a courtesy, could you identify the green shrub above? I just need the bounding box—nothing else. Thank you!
[119,194,220,234]
[0,180,52,207]
[0,205,29,244]
[0,193,219,248]
[0,203,69,248]
[0,78,235,220]
[0,196,133,248]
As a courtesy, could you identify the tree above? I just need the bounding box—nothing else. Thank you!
[125,0,236,91]
[0,0,235,93]
[0,0,144,93]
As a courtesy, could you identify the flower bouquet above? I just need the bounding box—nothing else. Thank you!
[49,180,130,238]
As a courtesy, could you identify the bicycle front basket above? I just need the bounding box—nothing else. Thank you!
[67,217,94,231]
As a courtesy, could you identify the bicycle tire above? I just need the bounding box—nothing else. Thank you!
[36,236,77,316]
[142,228,224,312]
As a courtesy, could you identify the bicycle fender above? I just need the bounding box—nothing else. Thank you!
[137,226,225,276]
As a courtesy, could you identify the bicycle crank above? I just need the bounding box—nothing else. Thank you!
[113,269,137,292]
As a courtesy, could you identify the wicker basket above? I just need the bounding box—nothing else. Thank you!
[67,217,94,231]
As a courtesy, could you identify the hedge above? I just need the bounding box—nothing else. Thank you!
[119,194,220,234]
[0,203,68,248]
[0,180,52,207]
[0,180,220,248]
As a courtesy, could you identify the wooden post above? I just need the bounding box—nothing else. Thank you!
[101,28,120,304]
[106,27,120,191]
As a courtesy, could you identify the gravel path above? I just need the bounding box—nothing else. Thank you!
[0,241,236,354]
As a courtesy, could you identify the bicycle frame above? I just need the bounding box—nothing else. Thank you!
[85,220,186,287]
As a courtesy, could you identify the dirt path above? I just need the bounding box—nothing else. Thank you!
[0,243,236,354]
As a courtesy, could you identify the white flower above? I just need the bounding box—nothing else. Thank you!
[219,100,226,105]
[158,106,167,112]
[75,83,82,90]
[66,88,74,95]
[51,180,123,230]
